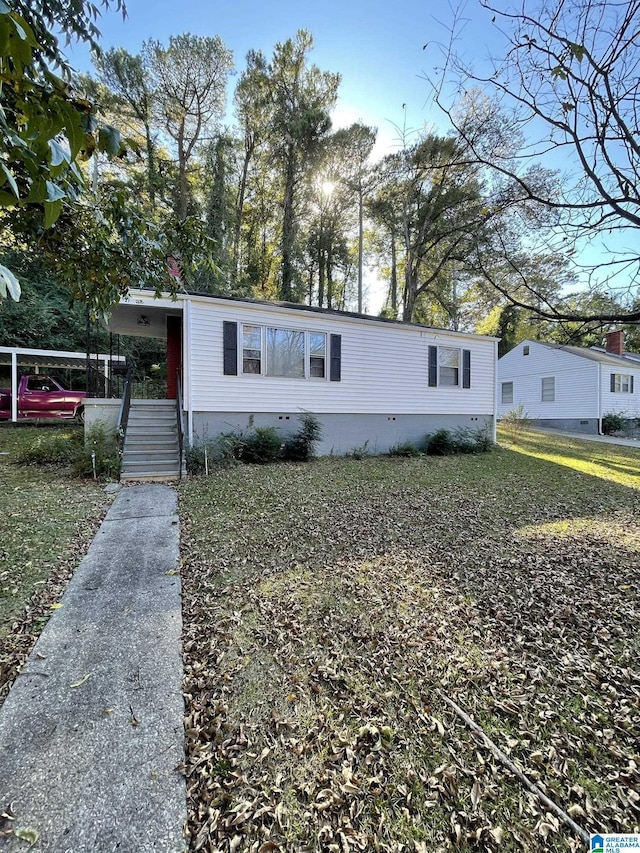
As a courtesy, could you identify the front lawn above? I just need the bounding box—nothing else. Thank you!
[179,430,639,852]
[0,424,112,703]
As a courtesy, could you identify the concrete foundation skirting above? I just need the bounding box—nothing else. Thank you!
[528,417,599,435]
[191,411,495,456]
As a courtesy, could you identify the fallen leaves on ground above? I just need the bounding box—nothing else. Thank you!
[179,450,640,852]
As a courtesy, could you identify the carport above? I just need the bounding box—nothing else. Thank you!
[0,346,126,423]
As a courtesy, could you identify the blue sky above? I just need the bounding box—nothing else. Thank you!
[65,0,502,158]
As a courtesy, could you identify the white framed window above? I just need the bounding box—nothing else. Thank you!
[240,324,327,379]
[438,346,460,386]
[501,381,514,404]
[612,373,633,393]
[309,332,327,378]
[242,324,262,374]
[541,376,555,402]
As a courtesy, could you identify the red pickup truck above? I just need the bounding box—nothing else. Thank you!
[0,375,87,421]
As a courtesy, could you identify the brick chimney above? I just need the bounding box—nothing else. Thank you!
[605,330,624,355]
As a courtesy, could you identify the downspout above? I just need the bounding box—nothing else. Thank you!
[596,363,602,434]
[11,349,17,423]
[492,338,498,443]
[184,297,194,446]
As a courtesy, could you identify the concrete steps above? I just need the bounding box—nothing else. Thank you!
[121,400,185,482]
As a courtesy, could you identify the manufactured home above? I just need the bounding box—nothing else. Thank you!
[103,290,498,475]
[497,331,640,433]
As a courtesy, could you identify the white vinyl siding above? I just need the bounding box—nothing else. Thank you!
[498,341,597,420]
[187,298,495,416]
[499,339,640,421]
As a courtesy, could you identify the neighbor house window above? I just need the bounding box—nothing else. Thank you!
[523,345,530,355]
[501,381,514,404]
[541,376,555,401]
[428,345,471,388]
[235,323,330,380]
[611,373,634,393]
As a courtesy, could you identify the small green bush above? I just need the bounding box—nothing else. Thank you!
[15,429,82,466]
[425,426,494,456]
[602,412,625,435]
[346,440,371,460]
[71,422,120,480]
[238,426,283,464]
[388,441,421,457]
[424,428,456,456]
[186,433,239,474]
[283,413,323,461]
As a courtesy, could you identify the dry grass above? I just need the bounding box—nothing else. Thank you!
[0,424,112,703]
[179,432,640,852]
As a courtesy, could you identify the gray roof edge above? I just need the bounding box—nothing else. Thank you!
[126,287,499,342]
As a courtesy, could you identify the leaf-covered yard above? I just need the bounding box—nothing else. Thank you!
[0,425,111,703]
[179,430,640,852]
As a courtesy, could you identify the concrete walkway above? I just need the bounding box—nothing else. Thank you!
[0,485,186,852]
[532,426,640,448]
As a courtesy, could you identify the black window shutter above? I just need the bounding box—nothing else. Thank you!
[223,321,238,375]
[462,349,471,388]
[610,373,616,392]
[631,376,634,393]
[428,346,438,387]
[330,334,341,381]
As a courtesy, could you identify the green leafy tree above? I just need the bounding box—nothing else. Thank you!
[0,0,125,237]
[144,33,233,221]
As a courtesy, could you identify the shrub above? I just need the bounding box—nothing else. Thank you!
[15,428,82,466]
[239,426,283,464]
[500,404,531,443]
[424,428,456,456]
[346,440,371,460]
[602,412,625,435]
[283,413,323,461]
[186,433,239,474]
[388,441,421,457]
[425,426,494,456]
[71,422,120,480]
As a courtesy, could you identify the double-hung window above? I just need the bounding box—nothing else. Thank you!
[428,345,471,388]
[611,373,634,393]
[501,381,514,404]
[541,376,555,402]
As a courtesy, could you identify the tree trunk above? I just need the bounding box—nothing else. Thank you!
[390,231,398,317]
[280,145,297,301]
[357,184,363,313]
[232,137,254,284]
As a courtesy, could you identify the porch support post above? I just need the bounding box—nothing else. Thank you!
[11,349,17,423]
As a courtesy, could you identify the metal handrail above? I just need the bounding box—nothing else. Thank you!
[176,371,185,479]
[116,369,133,455]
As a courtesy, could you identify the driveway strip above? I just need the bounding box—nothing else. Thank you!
[0,484,186,852]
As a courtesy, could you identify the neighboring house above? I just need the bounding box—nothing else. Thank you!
[497,331,640,433]
[107,289,498,455]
